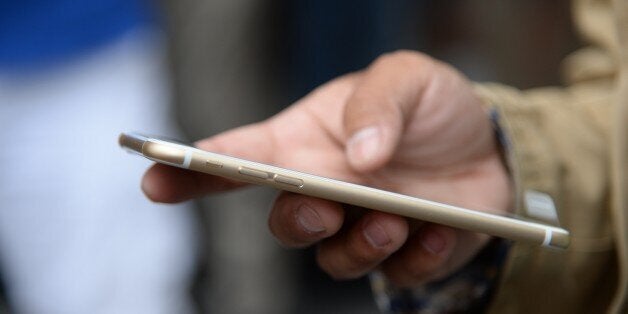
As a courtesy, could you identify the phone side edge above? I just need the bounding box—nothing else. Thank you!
[183,149,570,249]
[296,172,570,249]
[118,132,147,154]
[122,134,570,249]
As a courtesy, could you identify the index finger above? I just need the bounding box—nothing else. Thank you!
[141,122,278,203]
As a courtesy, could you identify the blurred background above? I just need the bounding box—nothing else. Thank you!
[0,0,577,313]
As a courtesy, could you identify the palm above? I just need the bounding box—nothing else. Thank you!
[266,70,509,216]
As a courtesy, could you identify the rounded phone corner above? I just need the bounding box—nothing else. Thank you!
[142,140,188,167]
[119,132,146,154]
[547,229,570,250]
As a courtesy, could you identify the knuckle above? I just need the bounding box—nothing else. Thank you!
[381,237,453,286]
[316,241,379,280]
[373,50,434,70]
[347,241,388,266]
[316,250,348,280]
[337,239,391,275]
[317,255,363,281]
[399,250,450,285]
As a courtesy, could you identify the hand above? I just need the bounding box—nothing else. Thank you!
[141,50,512,287]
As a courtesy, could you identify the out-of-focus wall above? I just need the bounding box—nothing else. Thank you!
[426,0,578,88]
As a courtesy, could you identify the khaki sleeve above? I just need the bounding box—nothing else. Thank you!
[474,81,617,313]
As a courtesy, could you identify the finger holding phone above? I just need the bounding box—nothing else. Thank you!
[141,50,513,288]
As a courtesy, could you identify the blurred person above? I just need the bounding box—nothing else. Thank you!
[0,0,197,313]
[142,0,626,313]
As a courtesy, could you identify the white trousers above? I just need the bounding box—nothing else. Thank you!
[0,30,197,314]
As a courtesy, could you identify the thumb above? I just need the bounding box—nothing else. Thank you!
[344,51,434,172]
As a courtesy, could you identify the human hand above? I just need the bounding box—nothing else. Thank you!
[141,51,512,287]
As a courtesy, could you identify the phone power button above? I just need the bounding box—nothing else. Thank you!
[274,175,304,188]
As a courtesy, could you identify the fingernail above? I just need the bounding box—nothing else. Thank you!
[347,127,381,165]
[364,219,391,248]
[420,230,446,254]
[296,204,326,233]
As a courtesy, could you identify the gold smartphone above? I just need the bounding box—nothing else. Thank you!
[119,132,570,249]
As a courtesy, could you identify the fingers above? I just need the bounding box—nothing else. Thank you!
[269,192,409,279]
[142,122,277,203]
[343,51,437,171]
[381,225,490,287]
[381,225,457,287]
[268,190,487,286]
[141,163,245,203]
[268,193,344,248]
[316,211,409,280]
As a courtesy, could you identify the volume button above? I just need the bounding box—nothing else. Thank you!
[274,175,304,188]
[205,160,223,168]
[238,166,270,179]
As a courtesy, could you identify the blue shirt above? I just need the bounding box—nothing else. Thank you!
[0,0,155,70]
